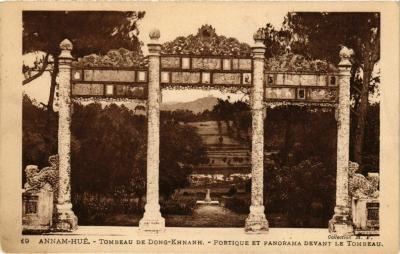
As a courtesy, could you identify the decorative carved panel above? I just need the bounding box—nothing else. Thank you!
[115,85,146,98]
[191,58,221,70]
[213,73,241,85]
[72,83,104,96]
[84,69,135,82]
[266,87,296,99]
[161,56,181,69]
[171,72,201,84]
[309,88,337,101]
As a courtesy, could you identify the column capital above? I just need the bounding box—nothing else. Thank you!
[252,47,266,59]
[59,39,73,60]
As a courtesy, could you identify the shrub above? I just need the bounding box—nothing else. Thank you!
[227,185,238,196]
[225,197,250,214]
[264,156,336,227]
[245,179,251,193]
[160,199,196,215]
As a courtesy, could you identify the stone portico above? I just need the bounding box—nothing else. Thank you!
[35,27,356,234]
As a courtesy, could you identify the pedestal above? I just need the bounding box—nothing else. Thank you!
[53,203,78,232]
[139,204,165,234]
[245,205,269,233]
[329,206,353,235]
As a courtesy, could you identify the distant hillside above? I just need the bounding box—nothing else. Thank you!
[161,96,218,114]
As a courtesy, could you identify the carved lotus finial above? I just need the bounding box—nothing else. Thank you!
[149,29,161,40]
[339,46,353,67]
[339,46,353,60]
[60,39,73,51]
[253,28,266,42]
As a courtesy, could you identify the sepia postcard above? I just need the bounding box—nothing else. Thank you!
[0,1,399,253]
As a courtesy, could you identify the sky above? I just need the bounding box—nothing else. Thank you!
[23,6,288,104]
[137,4,286,53]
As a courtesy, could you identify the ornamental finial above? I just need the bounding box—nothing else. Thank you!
[59,39,73,59]
[253,28,266,43]
[60,39,73,51]
[198,24,216,39]
[339,46,353,67]
[149,29,161,41]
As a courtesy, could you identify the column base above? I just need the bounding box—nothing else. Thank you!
[245,205,269,233]
[53,203,78,232]
[328,205,354,235]
[139,204,165,234]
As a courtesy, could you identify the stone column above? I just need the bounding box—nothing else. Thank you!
[328,46,353,235]
[54,39,78,231]
[245,29,269,233]
[139,29,165,233]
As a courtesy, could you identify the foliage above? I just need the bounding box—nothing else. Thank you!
[350,103,380,174]
[23,95,207,211]
[265,106,337,167]
[226,185,238,196]
[22,94,58,171]
[72,192,144,226]
[23,11,145,57]
[160,199,196,216]
[281,12,380,168]
[265,52,337,72]
[161,109,199,123]
[264,156,336,227]
[160,118,208,197]
[70,103,147,195]
[259,23,289,58]
[211,99,251,142]
[263,106,338,227]
[225,197,250,214]
[160,98,378,175]
[23,11,145,113]
[283,12,380,70]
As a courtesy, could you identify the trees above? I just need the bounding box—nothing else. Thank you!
[23,11,145,115]
[264,156,336,227]
[23,95,206,205]
[22,95,57,174]
[160,117,207,198]
[263,107,337,227]
[211,98,251,142]
[70,103,147,195]
[281,12,380,168]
